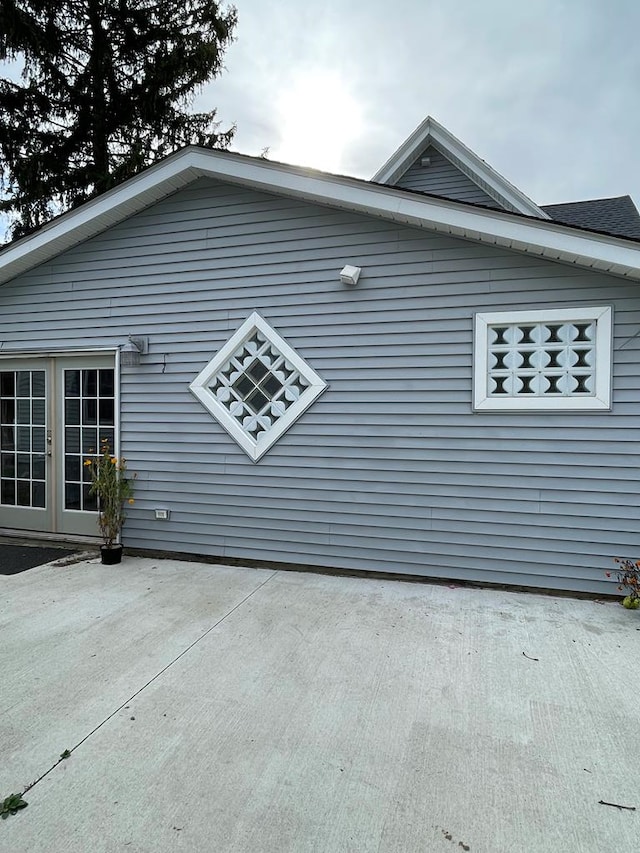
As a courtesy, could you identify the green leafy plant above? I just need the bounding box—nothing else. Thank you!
[607,559,640,609]
[84,440,135,548]
[1,793,28,819]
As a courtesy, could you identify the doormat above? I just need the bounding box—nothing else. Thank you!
[0,545,76,576]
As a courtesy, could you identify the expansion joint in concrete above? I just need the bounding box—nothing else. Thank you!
[21,570,279,795]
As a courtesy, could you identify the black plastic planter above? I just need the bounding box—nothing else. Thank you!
[100,544,123,565]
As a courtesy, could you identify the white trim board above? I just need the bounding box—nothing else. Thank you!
[1,145,640,288]
[189,312,327,462]
[0,346,119,358]
[372,116,549,219]
[473,306,612,411]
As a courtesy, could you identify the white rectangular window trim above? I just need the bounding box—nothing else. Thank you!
[474,306,612,411]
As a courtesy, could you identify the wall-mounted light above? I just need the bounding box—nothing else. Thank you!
[339,265,362,286]
[120,336,148,367]
[420,156,432,167]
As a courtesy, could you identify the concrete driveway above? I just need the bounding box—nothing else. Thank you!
[1,556,638,852]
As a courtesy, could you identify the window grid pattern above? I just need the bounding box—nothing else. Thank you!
[209,330,310,440]
[64,369,115,511]
[190,312,327,461]
[0,370,47,508]
[488,321,596,397]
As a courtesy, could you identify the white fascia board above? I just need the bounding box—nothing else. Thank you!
[2,146,640,287]
[372,116,549,220]
[372,116,436,184]
[427,121,550,219]
[0,156,201,284]
[185,153,640,278]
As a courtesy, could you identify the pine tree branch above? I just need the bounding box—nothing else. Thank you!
[0,0,236,239]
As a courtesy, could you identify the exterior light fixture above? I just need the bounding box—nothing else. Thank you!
[120,336,148,367]
[339,265,362,286]
[420,156,432,167]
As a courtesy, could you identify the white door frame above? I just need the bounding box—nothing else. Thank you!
[0,347,120,539]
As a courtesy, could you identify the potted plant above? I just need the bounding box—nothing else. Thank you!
[84,439,135,564]
[607,559,640,609]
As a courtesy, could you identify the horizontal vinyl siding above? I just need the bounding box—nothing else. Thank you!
[1,177,639,593]
[394,146,503,208]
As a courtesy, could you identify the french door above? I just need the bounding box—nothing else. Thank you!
[0,355,116,538]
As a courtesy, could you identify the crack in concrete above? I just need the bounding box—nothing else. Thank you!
[22,569,279,795]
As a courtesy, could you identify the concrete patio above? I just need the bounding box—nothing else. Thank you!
[1,555,638,852]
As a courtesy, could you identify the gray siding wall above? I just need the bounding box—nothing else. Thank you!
[1,177,639,594]
[395,146,502,208]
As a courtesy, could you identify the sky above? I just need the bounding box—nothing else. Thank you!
[1,0,639,244]
[196,0,640,208]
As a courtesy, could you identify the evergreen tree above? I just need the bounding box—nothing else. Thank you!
[0,0,237,240]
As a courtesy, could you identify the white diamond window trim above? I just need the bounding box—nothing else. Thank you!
[474,306,612,411]
[190,313,327,461]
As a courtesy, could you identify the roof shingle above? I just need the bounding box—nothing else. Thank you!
[541,195,640,240]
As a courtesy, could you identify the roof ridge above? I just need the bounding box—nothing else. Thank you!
[372,116,548,219]
[543,195,633,207]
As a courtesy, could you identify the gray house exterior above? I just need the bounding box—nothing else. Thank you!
[1,117,640,594]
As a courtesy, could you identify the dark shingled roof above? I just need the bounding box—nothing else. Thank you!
[541,195,640,240]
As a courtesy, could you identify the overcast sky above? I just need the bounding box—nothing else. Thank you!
[199,0,640,208]
[1,0,638,245]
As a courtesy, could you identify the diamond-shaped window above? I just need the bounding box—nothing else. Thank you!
[189,312,327,461]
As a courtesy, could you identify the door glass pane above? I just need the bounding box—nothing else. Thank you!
[65,482,81,510]
[65,427,80,453]
[99,370,115,397]
[82,399,97,425]
[32,454,46,480]
[83,484,98,512]
[32,371,45,398]
[98,427,115,448]
[32,428,46,453]
[32,480,45,508]
[32,399,46,425]
[65,398,80,425]
[16,427,31,451]
[17,399,31,423]
[64,367,115,511]
[1,478,15,505]
[99,398,114,425]
[1,453,15,477]
[82,370,97,397]
[1,398,15,423]
[65,370,80,397]
[17,454,31,479]
[0,370,47,509]
[0,372,15,397]
[17,480,31,506]
[65,455,80,481]
[1,425,15,451]
[16,372,31,397]
[82,428,97,454]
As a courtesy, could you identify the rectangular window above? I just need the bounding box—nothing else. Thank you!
[473,306,612,411]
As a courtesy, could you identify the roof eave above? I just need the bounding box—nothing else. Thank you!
[1,146,640,287]
[0,152,203,285]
